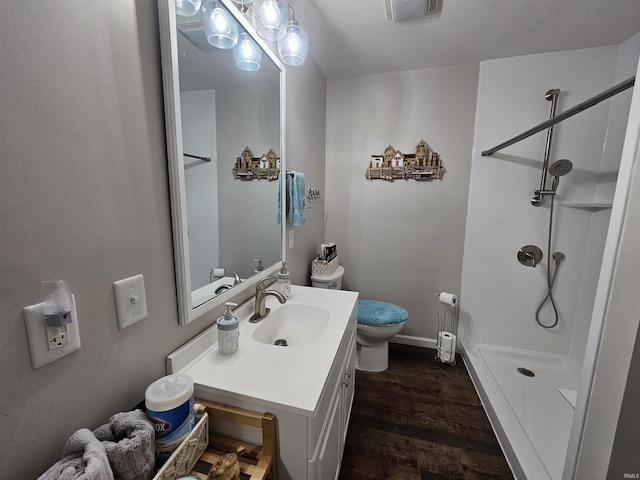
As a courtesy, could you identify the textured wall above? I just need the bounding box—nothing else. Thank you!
[324,64,478,342]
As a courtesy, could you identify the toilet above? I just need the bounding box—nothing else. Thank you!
[310,266,407,372]
[310,265,344,290]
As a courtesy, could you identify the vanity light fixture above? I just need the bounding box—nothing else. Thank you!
[277,6,308,66]
[175,0,202,16]
[202,0,239,49]
[252,0,289,41]
[233,32,263,71]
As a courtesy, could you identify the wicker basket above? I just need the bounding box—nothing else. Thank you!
[311,255,339,276]
[153,412,209,480]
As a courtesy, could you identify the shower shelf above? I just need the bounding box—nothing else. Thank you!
[561,202,612,210]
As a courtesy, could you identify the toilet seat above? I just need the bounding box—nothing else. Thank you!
[357,300,408,325]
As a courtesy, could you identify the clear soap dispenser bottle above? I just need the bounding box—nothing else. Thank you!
[276,262,291,299]
[217,302,239,355]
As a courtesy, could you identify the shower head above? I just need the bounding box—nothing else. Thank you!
[549,159,573,177]
[549,159,573,191]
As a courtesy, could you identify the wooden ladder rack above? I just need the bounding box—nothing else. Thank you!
[190,399,277,480]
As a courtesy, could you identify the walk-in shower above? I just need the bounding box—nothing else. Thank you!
[463,44,637,479]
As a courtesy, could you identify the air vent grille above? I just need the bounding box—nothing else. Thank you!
[385,0,441,22]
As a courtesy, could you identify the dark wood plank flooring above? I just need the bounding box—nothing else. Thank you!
[339,344,514,480]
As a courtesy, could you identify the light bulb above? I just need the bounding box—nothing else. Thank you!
[260,0,281,27]
[202,0,239,49]
[277,21,308,66]
[253,0,288,41]
[233,32,263,71]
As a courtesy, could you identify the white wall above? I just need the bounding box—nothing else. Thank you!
[181,90,220,290]
[460,45,631,360]
[325,65,479,341]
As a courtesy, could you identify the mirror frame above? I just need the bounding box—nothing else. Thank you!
[158,0,287,325]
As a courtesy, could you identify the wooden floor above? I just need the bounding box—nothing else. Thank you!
[339,344,514,480]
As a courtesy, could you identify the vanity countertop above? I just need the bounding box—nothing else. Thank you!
[167,286,359,416]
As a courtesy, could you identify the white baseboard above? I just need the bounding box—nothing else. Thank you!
[390,334,437,349]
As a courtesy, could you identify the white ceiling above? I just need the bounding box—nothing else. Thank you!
[290,0,640,79]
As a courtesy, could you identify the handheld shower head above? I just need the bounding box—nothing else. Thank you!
[549,159,573,190]
[549,159,573,177]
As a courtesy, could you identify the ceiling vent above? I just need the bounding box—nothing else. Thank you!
[177,20,219,52]
[385,0,441,22]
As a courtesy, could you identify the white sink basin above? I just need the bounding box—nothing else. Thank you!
[252,304,330,347]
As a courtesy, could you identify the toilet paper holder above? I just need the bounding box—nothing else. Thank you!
[435,292,459,366]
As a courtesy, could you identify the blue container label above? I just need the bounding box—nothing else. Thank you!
[146,396,194,442]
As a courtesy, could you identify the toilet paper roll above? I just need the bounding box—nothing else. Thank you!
[438,292,458,307]
[437,331,457,362]
[212,268,225,278]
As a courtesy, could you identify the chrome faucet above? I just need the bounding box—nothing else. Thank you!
[250,276,286,322]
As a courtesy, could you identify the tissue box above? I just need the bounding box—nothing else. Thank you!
[312,255,339,276]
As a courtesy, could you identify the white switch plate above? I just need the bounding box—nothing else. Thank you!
[24,296,81,369]
[113,274,148,329]
[288,229,294,249]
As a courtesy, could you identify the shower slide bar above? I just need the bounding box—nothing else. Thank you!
[184,153,212,162]
[481,76,635,157]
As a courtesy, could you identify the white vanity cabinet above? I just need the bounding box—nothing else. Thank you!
[168,286,359,480]
[307,321,356,480]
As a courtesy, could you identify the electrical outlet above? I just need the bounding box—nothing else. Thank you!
[46,324,69,350]
[113,274,148,329]
[24,296,81,369]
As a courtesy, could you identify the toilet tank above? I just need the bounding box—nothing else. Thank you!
[310,265,344,289]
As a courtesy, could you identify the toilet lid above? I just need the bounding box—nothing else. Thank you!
[357,300,408,326]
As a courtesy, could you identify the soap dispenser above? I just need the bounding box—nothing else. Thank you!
[276,262,291,299]
[217,302,239,355]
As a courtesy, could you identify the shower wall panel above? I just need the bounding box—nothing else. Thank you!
[461,45,622,357]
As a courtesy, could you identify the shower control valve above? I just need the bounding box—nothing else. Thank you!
[518,245,543,268]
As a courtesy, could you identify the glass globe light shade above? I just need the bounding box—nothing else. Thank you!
[175,0,202,16]
[277,22,308,66]
[252,0,289,42]
[233,32,263,71]
[202,0,239,49]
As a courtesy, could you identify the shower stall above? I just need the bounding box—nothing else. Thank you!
[460,35,640,479]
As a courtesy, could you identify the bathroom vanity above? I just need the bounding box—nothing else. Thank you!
[167,286,358,480]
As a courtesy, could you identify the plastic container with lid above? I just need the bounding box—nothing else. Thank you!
[145,373,195,464]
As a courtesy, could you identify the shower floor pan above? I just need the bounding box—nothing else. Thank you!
[463,344,580,480]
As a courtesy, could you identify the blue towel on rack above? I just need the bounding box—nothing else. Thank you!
[288,171,306,226]
[277,172,282,225]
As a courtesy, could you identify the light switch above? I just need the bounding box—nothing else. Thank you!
[113,274,148,329]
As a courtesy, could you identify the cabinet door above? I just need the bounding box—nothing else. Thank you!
[341,336,356,445]
[310,387,342,480]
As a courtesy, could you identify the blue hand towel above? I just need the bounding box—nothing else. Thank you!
[288,171,306,226]
[277,172,282,225]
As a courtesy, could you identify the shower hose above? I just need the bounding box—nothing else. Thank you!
[535,195,563,329]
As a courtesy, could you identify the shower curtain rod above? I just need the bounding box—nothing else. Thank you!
[481,75,635,157]
[183,153,212,162]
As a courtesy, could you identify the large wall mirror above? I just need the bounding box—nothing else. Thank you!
[158,0,286,325]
